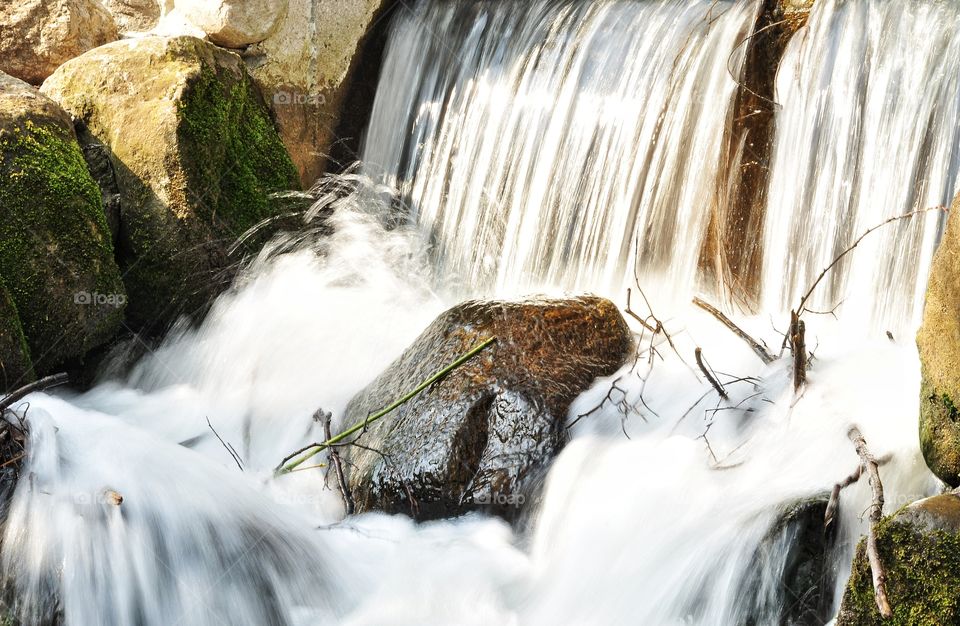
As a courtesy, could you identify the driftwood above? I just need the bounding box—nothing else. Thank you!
[848,426,893,619]
[789,310,806,392]
[0,373,69,413]
[320,410,354,515]
[694,347,728,400]
[692,297,774,364]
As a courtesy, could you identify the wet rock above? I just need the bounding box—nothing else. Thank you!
[836,491,960,625]
[0,72,125,374]
[917,193,960,487]
[41,36,300,332]
[345,296,633,521]
[0,0,118,86]
[743,495,836,626]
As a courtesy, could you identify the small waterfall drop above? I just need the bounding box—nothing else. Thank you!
[761,0,960,330]
[362,0,759,300]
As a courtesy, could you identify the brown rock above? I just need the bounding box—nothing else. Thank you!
[344,296,633,521]
[0,0,118,85]
[917,193,960,487]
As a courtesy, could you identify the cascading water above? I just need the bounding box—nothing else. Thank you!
[361,0,758,300]
[1,0,955,624]
[762,0,960,331]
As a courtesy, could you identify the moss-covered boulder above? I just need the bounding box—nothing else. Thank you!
[836,491,960,625]
[917,193,960,487]
[41,36,300,331]
[0,280,33,390]
[0,71,125,374]
[344,296,633,521]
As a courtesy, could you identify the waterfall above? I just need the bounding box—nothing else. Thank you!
[762,0,960,330]
[2,0,957,624]
[362,0,759,301]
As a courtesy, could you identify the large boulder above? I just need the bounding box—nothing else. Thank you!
[41,36,301,331]
[0,72,125,373]
[0,0,118,85]
[917,194,960,487]
[344,296,633,521]
[242,0,393,185]
[175,0,288,48]
[836,491,960,625]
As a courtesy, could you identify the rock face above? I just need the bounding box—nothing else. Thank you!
[0,72,125,374]
[176,0,288,48]
[917,193,960,487]
[836,491,960,625]
[0,0,119,85]
[344,296,633,521]
[242,0,393,185]
[41,36,300,331]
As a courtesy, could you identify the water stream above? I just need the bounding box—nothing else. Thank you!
[3,0,958,624]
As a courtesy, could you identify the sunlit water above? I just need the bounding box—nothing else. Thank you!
[1,0,956,624]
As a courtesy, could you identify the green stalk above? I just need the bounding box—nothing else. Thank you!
[277,336,497,475]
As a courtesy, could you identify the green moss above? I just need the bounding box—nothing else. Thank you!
[838,518,960,625]
[920,377,960,487]
[177,66,300,235]
[0,277,33,390]
[0,117,125,371]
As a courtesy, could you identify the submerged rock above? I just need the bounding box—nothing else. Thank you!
[0,72,125,374]
[41,36,300,331]
[345,296,633,521]
[917,193,960,487]
[0,0,118,85]
[836,491,960,625]
[743,495,836,626]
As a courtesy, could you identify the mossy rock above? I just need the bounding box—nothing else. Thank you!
[0,71,125,374]
[917,192,960,487]
[41,36,300,331]
[836,492,960,625]
[0,278,33,390]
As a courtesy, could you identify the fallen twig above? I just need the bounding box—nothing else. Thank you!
[206,416,244,471]
[789,310,806,392]
[0,373,69,413]
[276,336,497,475]
[321,410,354,515]
[848,426,893,619]
[695,348,728,400]
[693,296,774,364]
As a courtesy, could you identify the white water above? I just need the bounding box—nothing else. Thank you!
[362,0,757,301]
[1,0,954,624]
[762,0,960,332]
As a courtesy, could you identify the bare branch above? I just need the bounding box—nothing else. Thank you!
[693,297,774,364]
[848,426,893,619]
[695,348,728,400]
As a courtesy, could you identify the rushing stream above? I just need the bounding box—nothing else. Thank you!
[3,0,959,624]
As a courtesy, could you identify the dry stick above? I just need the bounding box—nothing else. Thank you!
[276,336,497,475]
[0,373,69,413]
[789,310,806,392]
[824,464,862,533]
[206,416,244,471]
[695,348,728,400]
[693,297,774,364]
[824,453,892,532]
[848,426,893,619]
[321,410,354,515]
